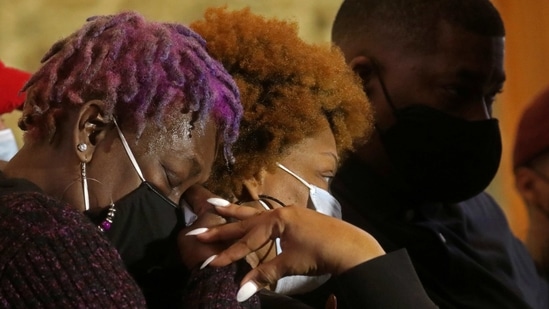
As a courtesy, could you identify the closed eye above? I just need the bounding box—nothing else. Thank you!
[163,166,182,188]
[443,85,480,102]
[323,175,334,185]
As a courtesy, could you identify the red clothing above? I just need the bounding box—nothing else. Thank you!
[0,61,30,114]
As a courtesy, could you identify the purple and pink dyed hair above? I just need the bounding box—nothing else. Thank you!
[20,11,241,162]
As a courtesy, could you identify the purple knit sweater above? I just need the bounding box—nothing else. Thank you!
[0,175,147,308]
[183,263,261,309]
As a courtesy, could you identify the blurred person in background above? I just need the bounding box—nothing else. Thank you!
[0,60,30,163]
[514,85,549,280]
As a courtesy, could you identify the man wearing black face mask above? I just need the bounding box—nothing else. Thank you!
[329,0,549,308]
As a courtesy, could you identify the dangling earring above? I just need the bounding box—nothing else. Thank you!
[81,161,90,211]
[77,143,90,211]
[98,203,116,232]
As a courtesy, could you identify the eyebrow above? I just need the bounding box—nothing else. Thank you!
[322,152,340,167]
[455,69,485,83]
[456,68,506,87]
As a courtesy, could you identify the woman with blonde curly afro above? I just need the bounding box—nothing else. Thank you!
[192,5,372,294]
[194,8,372,202]
[181,7,436,309]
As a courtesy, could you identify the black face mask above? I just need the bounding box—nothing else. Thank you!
[104,181,181,269]
[376,74,502,203]
[85,121,187,307]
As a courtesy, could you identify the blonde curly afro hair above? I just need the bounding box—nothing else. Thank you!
[192,7,374,199]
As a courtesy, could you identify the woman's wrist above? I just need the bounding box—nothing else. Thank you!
[334,227,385,274]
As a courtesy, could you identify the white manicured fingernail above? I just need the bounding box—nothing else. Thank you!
[200,254,217,270]
[236,281,258,302]
[207,197,230,207]
[185,227,208,236]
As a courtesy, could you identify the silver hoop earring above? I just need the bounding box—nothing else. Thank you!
[77,143,88,152]
[81,162,90,211]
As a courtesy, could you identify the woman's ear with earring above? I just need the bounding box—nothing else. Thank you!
[73,100,111,163]
[77,143,88,152]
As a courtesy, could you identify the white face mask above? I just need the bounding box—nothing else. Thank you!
[276,162,342,219]
[0,128,19,161]
[263,162,342,295]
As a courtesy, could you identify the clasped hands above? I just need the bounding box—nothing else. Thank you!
[178,185,385,302]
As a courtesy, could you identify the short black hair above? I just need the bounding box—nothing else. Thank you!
[332,0,505,53]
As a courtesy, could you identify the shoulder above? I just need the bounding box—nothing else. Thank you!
[0,173,102,240]
[0,189,96,239]
[455,191,508,224]
[0,189,104,267]
[459,191,500,207]
[0,189,147,307]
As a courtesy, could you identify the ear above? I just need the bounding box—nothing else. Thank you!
[349,56,377,95]
[515,167,540,207]
[241,169,268,202]
[73,100,111,163]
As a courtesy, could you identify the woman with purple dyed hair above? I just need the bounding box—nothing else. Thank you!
[0,11,242,308]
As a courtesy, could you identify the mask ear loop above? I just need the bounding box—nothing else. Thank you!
[370,59,398,112]
[276,162,315,194]
[276,163,324,216]
[236,196,284,256]
[257,200,270,210]
[257,192,286,256]
[112,118,145,182]
[369,59,400,134]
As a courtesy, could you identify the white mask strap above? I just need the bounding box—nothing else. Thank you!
[258,200,271,211]
[276,162,314,191]
[113,118,145,182]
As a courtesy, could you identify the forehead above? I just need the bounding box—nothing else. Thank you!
[139,110,218,155]
[431,21,504,80]
[409,20,505,87]
[280,126,338,169]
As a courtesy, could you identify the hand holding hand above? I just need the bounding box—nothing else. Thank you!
[178,185,231,270]
[186,202,385,302]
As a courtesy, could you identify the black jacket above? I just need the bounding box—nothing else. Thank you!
[330,155,549,309]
